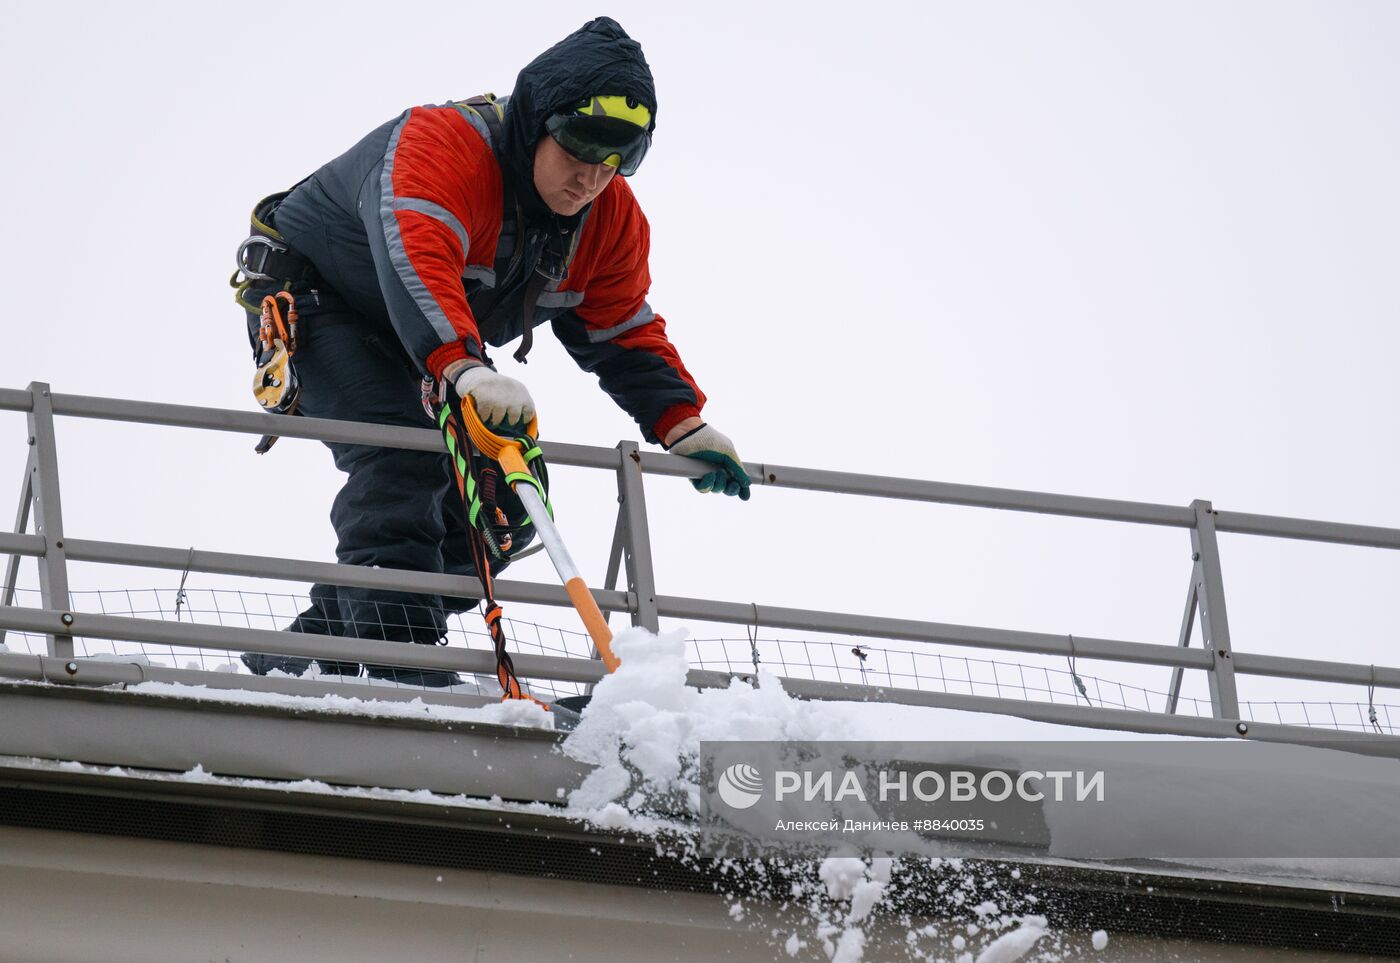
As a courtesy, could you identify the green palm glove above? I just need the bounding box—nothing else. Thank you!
[666,423,751,500]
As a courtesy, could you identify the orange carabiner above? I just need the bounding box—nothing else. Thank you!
[258,291,298,356]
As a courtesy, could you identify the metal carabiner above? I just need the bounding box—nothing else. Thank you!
[236,235,288,282]
[258,292,298,355]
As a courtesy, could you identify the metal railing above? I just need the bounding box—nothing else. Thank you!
[3,382,1400,752]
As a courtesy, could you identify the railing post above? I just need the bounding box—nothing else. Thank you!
[616,441,659,632]
[601,505,626,627]
[1190,499,1240,719]
[25,383,73,658]
[0,452,36,648]
[1164,571,1198,714]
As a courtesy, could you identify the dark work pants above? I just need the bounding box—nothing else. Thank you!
[253,299,486,649]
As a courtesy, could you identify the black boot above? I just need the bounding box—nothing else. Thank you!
[241,651,362,678]
[364,663,464,687]
[350,598,462,688]
[240,651,312,677]
[293,593,362,677]
[240,598,363,679]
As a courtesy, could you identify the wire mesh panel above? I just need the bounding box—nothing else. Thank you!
[682,632,1400,734]
[0,587,597,700]
[690,635,1211,712]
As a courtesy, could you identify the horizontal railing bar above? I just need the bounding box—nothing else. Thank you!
[6,388,1399,548]
[641,452,1198,528]
[41,392,625,478]
[540,441,624,470]
[1233,651,1400,689]
[60,537,632,613]
[0,532,45,557]
[42,391,630,469]
[0,607,609,683]
[40,391,632,470]
[0,388,33,413]
[51,393,447,452]
[6,391,1198,528]
[776,676,1400,755]
[656,594,1215,671]
[1214,510,1400,551]
[0,651,500,707]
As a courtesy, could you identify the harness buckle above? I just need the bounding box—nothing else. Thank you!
[236,235,288,282]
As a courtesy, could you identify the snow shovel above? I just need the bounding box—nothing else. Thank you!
[451,400,618,728]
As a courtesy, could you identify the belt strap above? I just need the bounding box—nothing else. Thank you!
[235,192,316,285]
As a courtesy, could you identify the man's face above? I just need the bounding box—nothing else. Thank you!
[533,134,617,216]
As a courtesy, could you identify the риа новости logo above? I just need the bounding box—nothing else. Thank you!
[716,763,764,810]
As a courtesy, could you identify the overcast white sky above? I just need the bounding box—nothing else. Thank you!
[1,1,1397,719]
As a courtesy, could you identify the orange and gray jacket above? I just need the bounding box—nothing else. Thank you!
[269,17,704,444]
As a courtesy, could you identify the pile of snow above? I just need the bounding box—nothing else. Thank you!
[557,629,1097,961]
[53,624,1382,959]
[560,627,1111,819]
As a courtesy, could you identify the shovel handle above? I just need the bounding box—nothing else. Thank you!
[514,480,619,672]
[460,400,620,672]
[566,576,620,672]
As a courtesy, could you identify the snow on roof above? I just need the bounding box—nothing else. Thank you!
[74,626,1396,962]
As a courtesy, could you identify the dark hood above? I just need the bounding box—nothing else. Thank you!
[500,17,657,224]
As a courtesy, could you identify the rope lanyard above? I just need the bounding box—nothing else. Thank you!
[438,389,547,708]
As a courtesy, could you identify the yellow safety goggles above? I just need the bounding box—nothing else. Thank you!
[545,95,652,175]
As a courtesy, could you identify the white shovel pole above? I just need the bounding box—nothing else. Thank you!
[509,467,619,673]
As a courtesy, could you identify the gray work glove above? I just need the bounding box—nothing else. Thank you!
[454,364,536,427]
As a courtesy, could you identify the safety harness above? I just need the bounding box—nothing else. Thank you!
[231,190,316,312]
[232,190,321,453]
